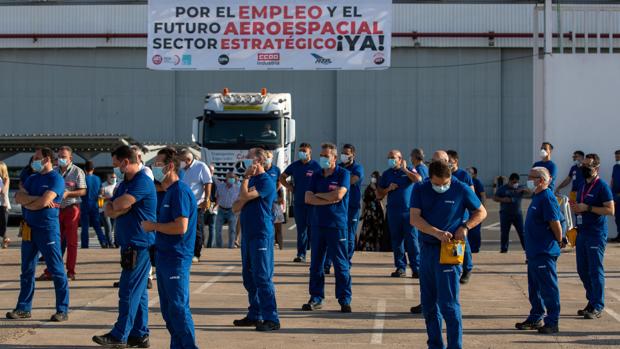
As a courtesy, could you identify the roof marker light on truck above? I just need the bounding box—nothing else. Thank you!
[222,88,230,96]
[261,88,267,96]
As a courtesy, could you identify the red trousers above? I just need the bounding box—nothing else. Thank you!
[45,205,80,276]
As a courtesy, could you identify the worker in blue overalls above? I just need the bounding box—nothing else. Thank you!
[324,143,364,274]
[141,147,199,348]
[280,143,321,263]
[233,147,280,331]
[467,166,486,254]
[516,166,563,334]
[377,149,420,278]
[93,145,156,348]
[447,150,476,284]
[610,149,620,243]
[303,143,352,312]
[8,147,69,322]
[410,156,486,349]
[570,153,614,320]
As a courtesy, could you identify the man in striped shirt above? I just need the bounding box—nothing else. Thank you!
[214,172,240,248]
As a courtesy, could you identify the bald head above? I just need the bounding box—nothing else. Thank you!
[432,150,449,163]
[387,149,403,169]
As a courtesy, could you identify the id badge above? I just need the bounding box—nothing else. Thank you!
[576,215,583,225]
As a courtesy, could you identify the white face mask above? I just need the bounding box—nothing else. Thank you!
[180,161,187,169]
[540,149,548,159]
[370,177,377,184]
[616,160,620,165]
[511,183,519,189]
[527,180,537,190]
[340,154,351,164]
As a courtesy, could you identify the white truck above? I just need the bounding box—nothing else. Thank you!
[192,88,296,180]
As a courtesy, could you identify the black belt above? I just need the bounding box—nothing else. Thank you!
[219,207,232,210]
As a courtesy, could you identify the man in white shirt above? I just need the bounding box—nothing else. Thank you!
[179,148,213,262]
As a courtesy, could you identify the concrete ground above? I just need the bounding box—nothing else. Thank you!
[1,201,620,348]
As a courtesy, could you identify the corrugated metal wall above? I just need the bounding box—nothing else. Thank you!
[0,47,532,187]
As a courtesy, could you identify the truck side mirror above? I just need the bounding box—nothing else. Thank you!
[286,119,296,145]
[192,116,203,146]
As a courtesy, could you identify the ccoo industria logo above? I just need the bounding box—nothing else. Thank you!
[311,53,332,65]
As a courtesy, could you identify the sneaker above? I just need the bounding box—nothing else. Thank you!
[410,304,423,314]
[192,256,199,263]
[256,320,280,332]
[515,320,543,330]
[583,309,603,319]
[233,317,262,327]
[411,271,419,279]
[577,304,594,316]
[147,279,153,290]
[537,324,559,334]
[50,312,68,322]
[92,333,127,348]
[324,267,331,275]
[460,271,471,284]
[340,304,352,313]
[301,300,322,311]
[127,335,150,348]
[113,281,120,288]
[36,273,52,281]
[390,269,405,278]
[6,309,31,319]
[2,238,10,249]
[293,256,305,263]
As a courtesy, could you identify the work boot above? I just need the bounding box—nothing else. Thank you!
[92,333,126,348]
[460,270,471,284]
[50,312,68,322]
[515,320,543,330]
[577,304,594,316]
[390,269,405,278]
[233,317,262,327]
[301,300,322,311]
[127,335,150,348]
[340,304,352,313]
[147,279,153,290]
[410,304,423,314]
[256,320,280,332]
[35,272,52,281]
[113,281,120,288]
[583,309,603,319]
[411,271,419,279]
[537,324,559,334]
[324,266,331,275]
[293,256,305,263]
[6,309,31,319]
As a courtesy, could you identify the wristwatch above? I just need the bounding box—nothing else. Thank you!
[587,205,593,212]
[460,223,470,233]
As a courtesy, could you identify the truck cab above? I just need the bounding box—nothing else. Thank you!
[192,88,296,180]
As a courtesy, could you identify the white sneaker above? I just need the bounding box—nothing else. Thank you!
[192,256,199,263]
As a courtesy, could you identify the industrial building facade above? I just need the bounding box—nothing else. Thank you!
[1,1,619,187]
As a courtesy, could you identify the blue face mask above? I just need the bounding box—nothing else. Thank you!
[58,158,69,167]
[31,160,43,173]
[242,159,254,169]
[265,158,273,167]
[319,156,331,169]
[387,158,398,169]
[432,183,450,194]
[227,178,236,184]
[113,167,124,182]
[298,151,308,161]
[152,166,165,183]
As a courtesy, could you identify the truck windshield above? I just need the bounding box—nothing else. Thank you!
[203,115,282,149]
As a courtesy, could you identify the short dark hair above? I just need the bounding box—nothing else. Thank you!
[411,148,424,161]
[157,147,181,174]
[446,150,459,161]
[509,173,520,181]
[585,153,601,167]
[85,161,95,172]
[343,143,356,154]
[111,145,138,164]
[299,142,312,150]
[469,167,478,175]
[542,142,554,150]
[615,149,620,155]
[36,147,54,161]
[429,160,451,179]
[574,150,585,157]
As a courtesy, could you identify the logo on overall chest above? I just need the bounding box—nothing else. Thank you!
[306,171,314,177]
[328,182,338,191]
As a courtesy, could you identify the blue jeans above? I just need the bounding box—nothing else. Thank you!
[215,208,238,248]
[241,235,279,323]
[100,212,115,246]
[309,226,352,305]
[576,234,606,311]
[80,204,108,248]
[17,228,69,314]
[387,209,419,273]
[420,243,462,349]
[526,254,560,326]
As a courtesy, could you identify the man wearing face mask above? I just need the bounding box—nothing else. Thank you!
[232,148,280,331]
[556,150,585,198]
[467,167,486,254]
[410,159,487,349]
[280,143,321,263]
[610,150,620,243]
[532,142,558,192]
[447,150,475,284]
[101,173,118,248]
[302,143,351,312]
[515,167,563,334]
[214,172,240,248]
[324,144,364,274]
[80,161,109,248]
[8,147,69,322]
[37,146,86,282]
[179,148,212,263]
[569,153,615,320]
[141,147,199,348]
[377,150,419,278]
[493,173,526,252]
[93,145,156,348]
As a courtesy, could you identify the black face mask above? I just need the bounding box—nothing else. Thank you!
[581,166,594,179]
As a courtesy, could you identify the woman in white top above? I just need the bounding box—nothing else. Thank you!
[0,162,11,248]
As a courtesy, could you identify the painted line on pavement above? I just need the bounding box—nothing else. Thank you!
[288,224,297,231]
[405,284,414,300]
[193,266,236,295]
[370,299,387,345]
[605,308,620,323]
[0,282,12,289]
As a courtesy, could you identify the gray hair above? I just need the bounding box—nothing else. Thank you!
[321,143,338,157]
[179,148,194,160]
[531,167,551,183]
